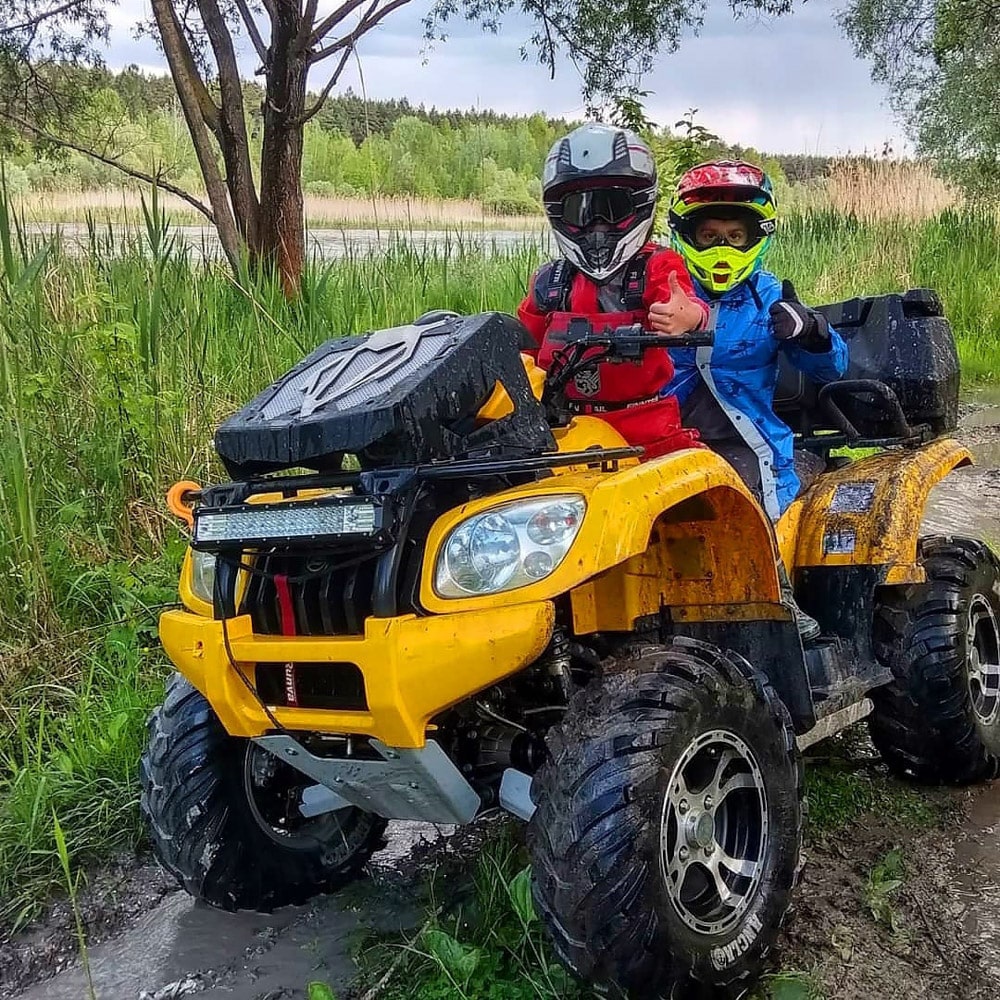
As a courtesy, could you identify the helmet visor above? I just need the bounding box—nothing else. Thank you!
[560,187,637,227]
[677,186,772,210]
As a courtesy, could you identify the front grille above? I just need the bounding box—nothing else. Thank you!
[240,552,378,636]
[255,661,368,710]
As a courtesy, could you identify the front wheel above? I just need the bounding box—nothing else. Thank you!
[869,535,1000,784]
[140,673,386,911]
[527,638,802,996]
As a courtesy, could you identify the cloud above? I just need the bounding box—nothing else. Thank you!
[100,0,904,155]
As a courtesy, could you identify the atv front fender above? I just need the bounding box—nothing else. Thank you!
[420,448,785,630]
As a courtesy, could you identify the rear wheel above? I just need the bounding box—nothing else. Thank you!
[140,673,386,911]
[527,638,802,996]
[869,535,1000,784]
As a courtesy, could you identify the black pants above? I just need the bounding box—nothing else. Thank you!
[707,441,825,510]
[709,441,764,505]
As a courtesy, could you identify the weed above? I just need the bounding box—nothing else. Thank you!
[306,983,338,1000]
[864,847,907,934]
[356,825,594,1000]
[52,811,96,1000]
[751,969,826,1000]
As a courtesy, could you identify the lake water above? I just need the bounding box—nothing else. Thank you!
[21,222,552,260]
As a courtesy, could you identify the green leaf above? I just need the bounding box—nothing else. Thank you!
[506,866,536,927]
[769,973,818,1000]
[306,982,337,1000]
[423,928,481,983]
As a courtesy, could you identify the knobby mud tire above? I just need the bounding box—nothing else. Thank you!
[869,535,1000,784]
[527,638,803,998]
[140,673,386,911]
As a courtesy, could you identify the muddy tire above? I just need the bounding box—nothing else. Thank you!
[140,673,386,911]
[527,638,802,997]
[868,535,1000,784]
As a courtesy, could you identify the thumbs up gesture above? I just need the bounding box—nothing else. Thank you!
[769,279,829,347]
[649,271,707,335]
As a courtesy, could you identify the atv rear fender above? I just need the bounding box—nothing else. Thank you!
[788,438,972,583]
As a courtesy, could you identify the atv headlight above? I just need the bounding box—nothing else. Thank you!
[435,496,586,597]
[189,548,218,605]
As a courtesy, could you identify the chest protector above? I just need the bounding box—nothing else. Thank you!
[533,253,673,404]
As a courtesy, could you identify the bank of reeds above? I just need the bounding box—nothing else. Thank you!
[0,193,998,929]
[16,188,548,231]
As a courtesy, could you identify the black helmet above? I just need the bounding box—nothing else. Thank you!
[542,123,658,282]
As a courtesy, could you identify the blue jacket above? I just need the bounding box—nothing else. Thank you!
[665,270,849,515]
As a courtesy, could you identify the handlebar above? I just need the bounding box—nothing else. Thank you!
[542,318,714,417]
[558,318,714,355]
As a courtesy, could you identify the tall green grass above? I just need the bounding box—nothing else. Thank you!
[771,209,1000,383]
[0,196,998,929]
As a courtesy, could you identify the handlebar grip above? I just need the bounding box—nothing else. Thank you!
[662,331,714,349]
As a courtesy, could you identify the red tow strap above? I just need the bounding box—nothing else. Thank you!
[274,574,299,706]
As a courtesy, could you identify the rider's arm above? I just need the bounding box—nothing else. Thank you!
[516,271,548,357]
[763,280,848,384]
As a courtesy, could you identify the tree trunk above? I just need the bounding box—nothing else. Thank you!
[259,2,308,297]
[197,0,261,256]
[150,0,243,274]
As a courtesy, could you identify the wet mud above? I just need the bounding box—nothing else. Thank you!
[4,406,1000,1000]
[1,823,457,1000]
[777,782,1000,1000]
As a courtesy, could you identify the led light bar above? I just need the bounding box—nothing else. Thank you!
[192,498,384,550]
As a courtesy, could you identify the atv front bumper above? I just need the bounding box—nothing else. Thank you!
[159,602,555,748]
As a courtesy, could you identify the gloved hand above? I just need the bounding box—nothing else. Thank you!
[769,279,831,352]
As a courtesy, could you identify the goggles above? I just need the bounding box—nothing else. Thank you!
[559,187,637,227]
[691,229,757,251]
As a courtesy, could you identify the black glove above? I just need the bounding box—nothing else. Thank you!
[769,279,831,352]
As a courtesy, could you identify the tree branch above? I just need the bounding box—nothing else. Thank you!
[310,0,413,63]
[3,1,84,34]
[232,0,269,64]
[308,0,369,47]
[294,0,320,54]
[197,0,261,245]
[297,43,354,124]
[0,110,215,222]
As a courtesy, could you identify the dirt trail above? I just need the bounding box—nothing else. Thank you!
[3,824,448,1000]
[4,406,1000,1000]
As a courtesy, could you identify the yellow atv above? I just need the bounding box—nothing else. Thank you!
[143,290,1000,997]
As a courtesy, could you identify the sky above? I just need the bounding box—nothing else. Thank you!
[102,1,904,156]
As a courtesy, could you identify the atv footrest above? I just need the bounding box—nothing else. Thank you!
[806,639,891,720]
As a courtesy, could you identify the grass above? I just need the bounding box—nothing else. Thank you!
[0,188,998,932]
[751,970,826,1000]
[353,825,594,1000]
[803,758,941,838]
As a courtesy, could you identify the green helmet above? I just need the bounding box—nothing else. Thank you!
[668,160,777,295]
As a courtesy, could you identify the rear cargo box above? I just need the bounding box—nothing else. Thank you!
[775,288,959,438]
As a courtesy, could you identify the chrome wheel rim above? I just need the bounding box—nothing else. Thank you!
[967,594,1000,727]
[659,729,768,935]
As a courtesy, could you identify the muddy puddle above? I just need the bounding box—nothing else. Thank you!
[953,792,1000,982]
[922,405,1000,539]
[4,405,1000,1000]
[1,823,455,1000]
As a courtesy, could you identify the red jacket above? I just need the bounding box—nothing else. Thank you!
[517,245,703,459]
